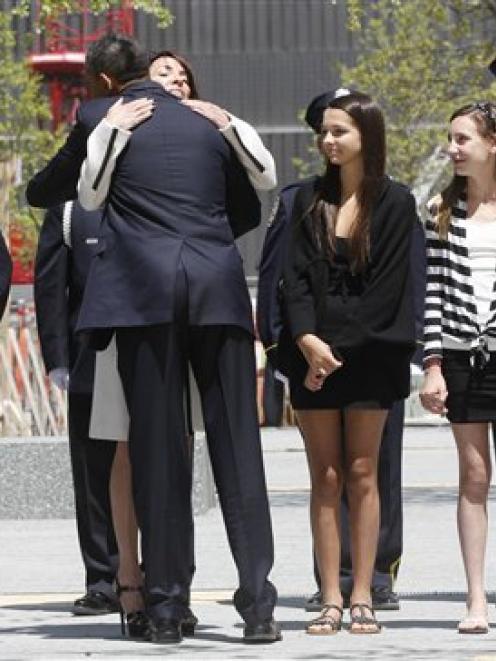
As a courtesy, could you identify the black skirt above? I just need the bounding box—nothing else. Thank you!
[442,349,496,423]
[287,341,411,410]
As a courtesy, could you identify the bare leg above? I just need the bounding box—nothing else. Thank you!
[297,409,344,631]
[452,422,491,628]
[109,441,143,614]
[344,409,388,632]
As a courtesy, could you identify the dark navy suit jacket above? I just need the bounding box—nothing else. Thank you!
[27,81,261,337]
[256,178,426,366]
[34,202,104,393]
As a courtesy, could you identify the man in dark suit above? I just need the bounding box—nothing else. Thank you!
[27,34,279,645]
[35,201,118,616]
[256,89,427,613]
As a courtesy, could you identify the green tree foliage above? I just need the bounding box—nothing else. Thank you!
[14,0,173,29]
[340,0,496,185]
[0,11,62,248]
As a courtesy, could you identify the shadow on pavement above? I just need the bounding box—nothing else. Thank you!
[0,621,252,651]
[0,622,119,639]
[0,601,75,613]
[401,591,496,603]
[273,592,496,608]
[379,619,460,630]
[403,486,496,504]
[275,595,308,609]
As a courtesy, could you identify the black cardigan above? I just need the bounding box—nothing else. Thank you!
[281,175,418,354]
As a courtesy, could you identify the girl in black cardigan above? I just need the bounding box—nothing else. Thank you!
[281,91,417,635]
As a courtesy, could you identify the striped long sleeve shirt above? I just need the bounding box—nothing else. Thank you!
[423,198,496,362]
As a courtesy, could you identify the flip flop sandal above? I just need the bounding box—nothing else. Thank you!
[306,603,343,635]
[458,616,489,634]
[349,602,382,634]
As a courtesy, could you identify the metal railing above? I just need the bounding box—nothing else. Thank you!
[0,301,67,436]
[0,294,440,437]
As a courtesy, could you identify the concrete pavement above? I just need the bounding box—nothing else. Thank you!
[2,424,496,659]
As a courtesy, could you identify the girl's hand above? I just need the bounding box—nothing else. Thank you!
[296,333,343,380]
[420,366,448,415]
[106,97,155,130]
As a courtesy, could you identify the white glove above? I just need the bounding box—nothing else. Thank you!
[49,367,70,390]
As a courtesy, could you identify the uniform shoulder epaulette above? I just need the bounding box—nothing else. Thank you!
[280,175,318,197]
[279,181,301,196]
[266,197,281,228]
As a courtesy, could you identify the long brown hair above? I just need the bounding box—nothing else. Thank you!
[435,102,496,239]
[148,49,200,99]
[308,92,386,272]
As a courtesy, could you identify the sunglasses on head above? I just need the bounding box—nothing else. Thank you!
[471,102,496,129]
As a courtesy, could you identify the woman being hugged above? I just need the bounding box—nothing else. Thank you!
[421,102,496,634]
[281,90,417,635]
[77,49,277,639]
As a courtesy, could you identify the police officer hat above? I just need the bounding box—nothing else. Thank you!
[489,56,496,77]
[304,88,353,133]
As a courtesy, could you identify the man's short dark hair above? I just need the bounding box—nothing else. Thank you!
[86,33,148,84]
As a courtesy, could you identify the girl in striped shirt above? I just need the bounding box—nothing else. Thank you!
[421,102,496,635]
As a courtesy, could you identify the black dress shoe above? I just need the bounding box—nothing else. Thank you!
[304,590,322,612]
[244,619,282,643]
[72,591,119,616]
[372,586,400,611]
[182,608,198,636]
[148,617,183,644]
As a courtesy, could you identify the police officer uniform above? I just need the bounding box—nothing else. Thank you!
[34,201,118,613]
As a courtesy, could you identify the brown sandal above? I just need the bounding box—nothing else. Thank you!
[349,603,382,634]
[306,603,343,635]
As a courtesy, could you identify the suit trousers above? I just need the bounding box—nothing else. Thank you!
[262,362,285,427]
[68,393,118,595]
[116,321,276,624]
[314,400,404,592]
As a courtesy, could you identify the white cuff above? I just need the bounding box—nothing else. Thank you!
[220,115,277,191]
[49,367,69,390]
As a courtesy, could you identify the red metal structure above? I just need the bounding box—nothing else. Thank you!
[29,0,134,130]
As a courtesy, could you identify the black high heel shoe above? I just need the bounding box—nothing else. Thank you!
[116,583,149,639]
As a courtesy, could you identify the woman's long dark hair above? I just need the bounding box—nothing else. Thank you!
[435,102,496,239]
[309,92,386,272]
[149,49,200,99]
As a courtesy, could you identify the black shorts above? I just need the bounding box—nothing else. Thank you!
[442,349,496,423]
[288,343,410,411]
